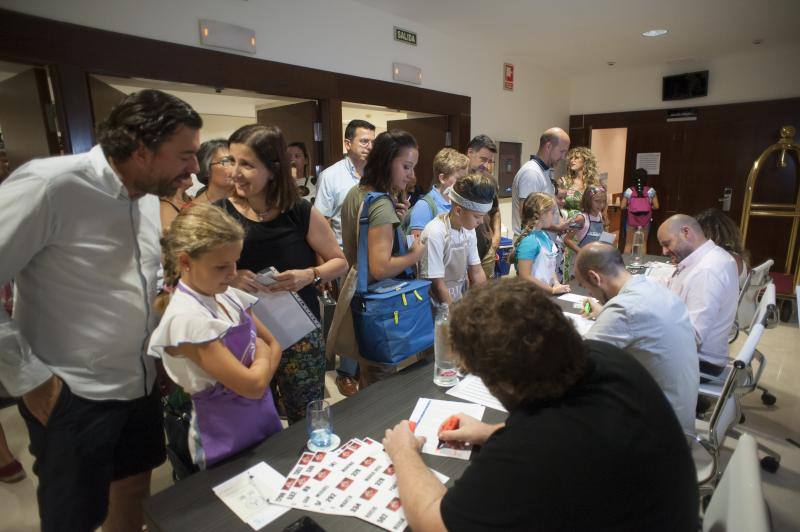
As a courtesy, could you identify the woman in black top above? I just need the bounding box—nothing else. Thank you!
[223,125,347,423]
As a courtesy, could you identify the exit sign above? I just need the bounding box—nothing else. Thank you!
[394,27,417,46]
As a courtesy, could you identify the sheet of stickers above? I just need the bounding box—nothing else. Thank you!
[272,437,448,531]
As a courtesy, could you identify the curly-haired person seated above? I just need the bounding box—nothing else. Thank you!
[382,277,698,532]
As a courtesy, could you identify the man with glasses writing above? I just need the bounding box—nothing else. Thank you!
[315,119,376,396]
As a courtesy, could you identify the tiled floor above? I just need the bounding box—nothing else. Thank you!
[1,328,798,531]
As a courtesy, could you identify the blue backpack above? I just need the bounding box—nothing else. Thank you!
[350,192,434,365]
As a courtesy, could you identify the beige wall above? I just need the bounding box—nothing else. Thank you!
[590,128,628,203]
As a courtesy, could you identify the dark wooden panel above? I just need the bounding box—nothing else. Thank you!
[88,75,128,127]
[386,116,449,193]
[497,141,522,198]
[576,98,800,270]
[0,9,470,117]
[320,98,343,169]
[0,68,55,168]
[47,64,94,154]
[257,101,320,176]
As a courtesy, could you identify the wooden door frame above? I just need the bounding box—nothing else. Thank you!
[0,9,470,165]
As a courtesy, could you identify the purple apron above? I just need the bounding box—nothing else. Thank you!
[177,282,282,467]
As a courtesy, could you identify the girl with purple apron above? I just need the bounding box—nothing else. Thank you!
[177,282,282,468]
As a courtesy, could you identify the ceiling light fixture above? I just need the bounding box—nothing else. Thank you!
[642,29,668,37]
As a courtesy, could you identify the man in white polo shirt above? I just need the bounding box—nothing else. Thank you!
[511,127,571,236]
[657,214,739,377]
[315,119,376,396]
[576,243,699,432]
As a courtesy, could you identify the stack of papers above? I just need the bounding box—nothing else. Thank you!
[409,398,486,460]
[272,437,449,531]
[563,311,594,336]
[446,376,507,413]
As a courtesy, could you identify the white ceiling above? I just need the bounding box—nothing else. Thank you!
[355,0,800,74]
[95,75,309,118]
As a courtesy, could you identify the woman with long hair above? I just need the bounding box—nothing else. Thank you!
[222,124,347,423]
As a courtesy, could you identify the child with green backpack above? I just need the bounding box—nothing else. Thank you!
[404,148,469,237]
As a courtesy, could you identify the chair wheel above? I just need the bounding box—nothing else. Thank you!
[779,300,793,322]
[760,456,780,473]
[761,392,777,406]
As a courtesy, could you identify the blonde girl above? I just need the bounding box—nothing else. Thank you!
[510,193,571,295]
[149,203,282,471]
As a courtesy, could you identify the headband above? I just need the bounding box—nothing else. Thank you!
[449,189,493,214]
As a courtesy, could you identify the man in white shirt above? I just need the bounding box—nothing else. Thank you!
[511,127,571,236]
[315,119,376,245]
[0,89,201,532]
[315,119,375,396]
[576,243,699,433]
[657,214,739,376]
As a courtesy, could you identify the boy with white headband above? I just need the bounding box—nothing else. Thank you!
[419,172,496,306]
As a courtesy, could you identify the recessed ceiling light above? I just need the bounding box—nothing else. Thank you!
[642,29,668,37]
[607,61,616,66]
[752,38,764,45]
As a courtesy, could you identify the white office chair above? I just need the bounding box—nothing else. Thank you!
[690,312,764,487]
[701,433,770,532]
[701,282,777,407]
[734,259,775,337]
[691,283,780,485]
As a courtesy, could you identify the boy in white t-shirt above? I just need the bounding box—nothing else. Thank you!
[419,172,497,306]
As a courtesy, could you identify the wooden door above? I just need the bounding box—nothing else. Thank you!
[386,116,448,193]
[257,101,320,174]
[0,67,59,169]
[622,123,673,253]
[497,141,521,198]
[88,76,128,128]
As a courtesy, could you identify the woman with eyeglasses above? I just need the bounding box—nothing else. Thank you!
[193,139,235,205]
[221,125,347,423]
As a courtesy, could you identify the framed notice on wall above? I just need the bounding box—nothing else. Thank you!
[503,63,514,91]
[635,152,661,175]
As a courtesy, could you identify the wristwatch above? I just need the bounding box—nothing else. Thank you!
[312,267,322,287]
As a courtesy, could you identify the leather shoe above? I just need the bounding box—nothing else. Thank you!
[335,376,359,397]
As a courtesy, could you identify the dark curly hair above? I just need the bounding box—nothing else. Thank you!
[361,130,417,194]
[449,277,588,410]
[97,89,202,161]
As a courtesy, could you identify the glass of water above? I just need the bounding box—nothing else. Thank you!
[306,400,334,450]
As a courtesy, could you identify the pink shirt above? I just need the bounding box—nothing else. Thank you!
[667,240,739,367]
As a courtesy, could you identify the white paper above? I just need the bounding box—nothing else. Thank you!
[212,461,291,530]
[409,398,485,460]
[558,293,591,304]
[446,375,507,413]
[635,152,661,175]
[599,231,616,244]
[644,262,676,282]
[251,268,319,349]
[563,311,594,337]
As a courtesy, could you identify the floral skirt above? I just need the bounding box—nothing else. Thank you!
[273,327,326,424]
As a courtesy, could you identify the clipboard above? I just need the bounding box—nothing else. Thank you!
[251,267,320,349]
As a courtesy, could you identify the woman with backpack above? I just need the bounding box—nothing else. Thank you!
[621,168,659,253]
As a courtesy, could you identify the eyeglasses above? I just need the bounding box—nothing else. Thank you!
[210,157,235,168]
[348,138,374,147]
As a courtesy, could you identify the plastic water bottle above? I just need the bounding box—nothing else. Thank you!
[631,227,645,267]
[433,304,458,387]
